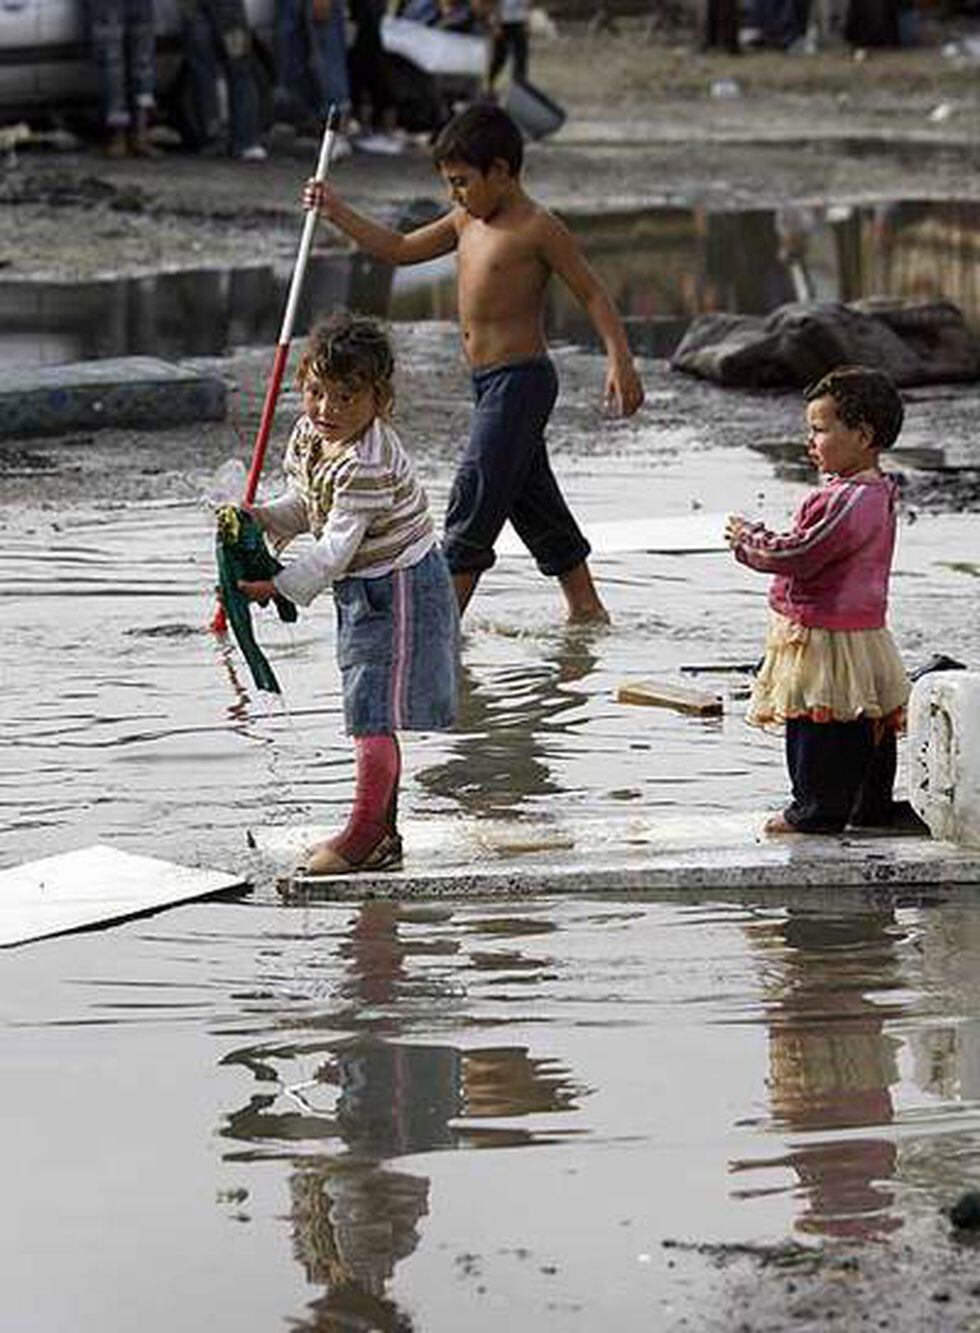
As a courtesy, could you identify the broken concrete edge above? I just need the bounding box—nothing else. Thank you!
[275,849,980,903]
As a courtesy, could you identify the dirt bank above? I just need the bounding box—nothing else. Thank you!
[5,21,980,282]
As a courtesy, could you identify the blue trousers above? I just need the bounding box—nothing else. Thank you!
[88,0,156,128]
[443,356,590,579]
[275,0,350,121]
[181,0,262,154]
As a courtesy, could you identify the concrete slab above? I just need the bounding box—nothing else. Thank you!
[0,844,248,947]
[249,812,980,902]
[0,357,226,437]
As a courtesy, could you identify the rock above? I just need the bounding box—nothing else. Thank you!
[670,300,980,389]
[950,1191,980,1230]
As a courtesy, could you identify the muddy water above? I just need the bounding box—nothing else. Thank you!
[8,197,980,364]
[5,892,980,1330]
[2,415,980,1326]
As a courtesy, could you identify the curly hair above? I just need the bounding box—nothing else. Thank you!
[804,365,904,450]
[296,310,395,415]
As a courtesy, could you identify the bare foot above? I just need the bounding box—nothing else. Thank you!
[566,603,611,626]
[559,561,609,624]
[762,811,802,835]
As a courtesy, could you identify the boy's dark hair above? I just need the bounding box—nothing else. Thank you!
[804,365,904,450]
[297,310,395,412]
[432,103,524,177]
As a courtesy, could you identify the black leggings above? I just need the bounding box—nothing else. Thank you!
[489,22,529,85]
[783,717,897,832]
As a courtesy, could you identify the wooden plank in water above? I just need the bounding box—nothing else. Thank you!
[0,845,248,947]
[616,679,724,715]
[496,513,728,557]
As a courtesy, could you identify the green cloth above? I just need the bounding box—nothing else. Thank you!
[215,506,298,694]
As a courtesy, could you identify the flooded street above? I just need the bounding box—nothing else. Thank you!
[6,887,980,1329]
[10,196,980,366]
[5,41,980,1317]
[3,330,980,1325]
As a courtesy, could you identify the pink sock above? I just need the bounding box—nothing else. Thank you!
[330,734,401,864]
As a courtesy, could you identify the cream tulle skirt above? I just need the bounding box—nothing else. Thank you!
[747,611,909,732]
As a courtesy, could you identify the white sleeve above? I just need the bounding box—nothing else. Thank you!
[251,492,309,548]
[272,508,370,606]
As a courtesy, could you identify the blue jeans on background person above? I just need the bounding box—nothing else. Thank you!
[181,0,263,155]
[275,0,351,125]
[752,0,810,46]
[88,0,156,128]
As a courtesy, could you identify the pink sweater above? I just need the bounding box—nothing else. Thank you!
[733,473,899,631]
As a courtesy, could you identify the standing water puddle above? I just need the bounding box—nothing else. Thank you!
[3,194,980,1327]
[2,457,979,1326]
[4,196,980,363]
[4,891,980,1330]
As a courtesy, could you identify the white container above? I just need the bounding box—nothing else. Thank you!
[381,17,488,78]
[909,671,980,847]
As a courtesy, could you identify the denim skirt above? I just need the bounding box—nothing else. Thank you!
[333,545,459,736]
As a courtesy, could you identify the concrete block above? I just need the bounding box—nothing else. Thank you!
[909,670,980,847]
[0,357,226,437]
[248,812,980,902]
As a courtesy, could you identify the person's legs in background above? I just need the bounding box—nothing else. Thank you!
[307,0,352,122]
[215,0,265,159]
[348,0,399,144]
[123,0,157,154]
[182,0,265,158]
[89,0,130,155]
[274,0,316,128]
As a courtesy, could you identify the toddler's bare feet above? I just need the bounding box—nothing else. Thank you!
[762,811,802,834]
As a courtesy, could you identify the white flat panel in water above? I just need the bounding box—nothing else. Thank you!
[0,845,247,947]
[496,513,728,556]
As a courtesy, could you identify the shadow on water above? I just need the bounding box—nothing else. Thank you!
[6,197,980,364]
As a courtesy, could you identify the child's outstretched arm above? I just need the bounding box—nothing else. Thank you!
[304,180,460,266]
[539,212,644,417]
[729,484,878,577]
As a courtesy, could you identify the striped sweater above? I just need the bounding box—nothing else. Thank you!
[258,415,435,607]
[732,472,899,631]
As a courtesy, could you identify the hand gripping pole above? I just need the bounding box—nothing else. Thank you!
[212,109,338,634]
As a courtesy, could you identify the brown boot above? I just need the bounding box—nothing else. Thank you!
[128,108,159,158]
[104,129,129,159]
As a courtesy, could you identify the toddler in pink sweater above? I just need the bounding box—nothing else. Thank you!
[726,365,909,834]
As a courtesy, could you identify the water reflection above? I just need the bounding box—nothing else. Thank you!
[732,911,905,1240]
[10,198,980,364]
[219,902,581,1328]
[417,627,598,820]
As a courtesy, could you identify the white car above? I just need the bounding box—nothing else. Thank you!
[0,0,483,137]
[0,0,275,134]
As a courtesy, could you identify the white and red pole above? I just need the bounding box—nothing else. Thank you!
[212,108,338,634]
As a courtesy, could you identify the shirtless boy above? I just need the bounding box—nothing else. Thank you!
[304,102,645,621]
